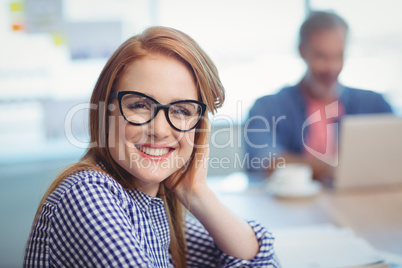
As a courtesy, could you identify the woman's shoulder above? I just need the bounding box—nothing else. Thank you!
[46,168,129,208]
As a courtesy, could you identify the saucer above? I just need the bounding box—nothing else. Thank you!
[266,181,322,198]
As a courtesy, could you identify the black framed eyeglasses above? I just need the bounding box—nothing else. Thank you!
[109,91,207,132]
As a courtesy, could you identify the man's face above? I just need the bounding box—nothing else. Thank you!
[300,26,347,99]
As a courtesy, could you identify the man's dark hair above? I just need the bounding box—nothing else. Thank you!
[299,11,349,46]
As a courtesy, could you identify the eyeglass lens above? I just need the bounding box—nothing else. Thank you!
[120,93,202,131]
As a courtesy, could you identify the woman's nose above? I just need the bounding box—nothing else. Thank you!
[146,109,171,139]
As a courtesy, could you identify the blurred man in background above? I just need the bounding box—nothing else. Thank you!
[245,11,393,180]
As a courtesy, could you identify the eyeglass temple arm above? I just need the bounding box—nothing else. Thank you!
[109,92,119,100]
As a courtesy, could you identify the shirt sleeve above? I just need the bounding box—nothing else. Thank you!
[184,216,281,267]
[368,92,393,113]
[49,180,158,267]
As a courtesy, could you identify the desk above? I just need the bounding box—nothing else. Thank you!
[209,175,402,255]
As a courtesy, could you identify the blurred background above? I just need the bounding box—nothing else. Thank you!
[1,0,402,267]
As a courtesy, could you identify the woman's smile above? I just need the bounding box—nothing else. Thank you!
[135,144,175,161]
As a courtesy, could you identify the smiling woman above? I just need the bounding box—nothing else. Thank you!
[23,26,280,268]
[108,54,201,196]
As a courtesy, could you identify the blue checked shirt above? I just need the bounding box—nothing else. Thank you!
[24,169,280,267]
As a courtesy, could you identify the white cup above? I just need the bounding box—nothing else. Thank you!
[269,163,313,193]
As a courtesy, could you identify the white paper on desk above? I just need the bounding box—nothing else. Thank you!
[273,225,385,268]
[273,224,354,242]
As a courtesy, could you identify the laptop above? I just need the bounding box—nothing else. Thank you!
[333,114,402,190]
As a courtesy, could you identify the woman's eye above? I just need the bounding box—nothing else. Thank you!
[129,102,147,109]
[171,106,192,116]
[126,100,152,110]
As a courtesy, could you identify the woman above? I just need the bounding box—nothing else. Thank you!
[24,26,279,267]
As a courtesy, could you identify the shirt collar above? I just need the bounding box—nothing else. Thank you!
[126,188,164,212]
[96,162,165,211]
[297,81,344,99]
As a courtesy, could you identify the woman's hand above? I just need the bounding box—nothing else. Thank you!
[165,142,260,260]
[165,144,210,209]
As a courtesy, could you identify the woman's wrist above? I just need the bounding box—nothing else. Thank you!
[187,186,215,214]
[173,182,213,212]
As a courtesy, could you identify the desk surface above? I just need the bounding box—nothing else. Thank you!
[210,175,402,255]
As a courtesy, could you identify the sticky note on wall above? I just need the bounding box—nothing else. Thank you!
[52,33,65,45]
[10,2,24,12]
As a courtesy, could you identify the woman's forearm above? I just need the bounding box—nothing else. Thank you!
[187,187,260,260]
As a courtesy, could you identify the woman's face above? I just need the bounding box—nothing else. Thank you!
[108,53,198,196]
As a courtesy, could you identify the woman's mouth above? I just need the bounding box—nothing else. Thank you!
[135,144,174,160]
